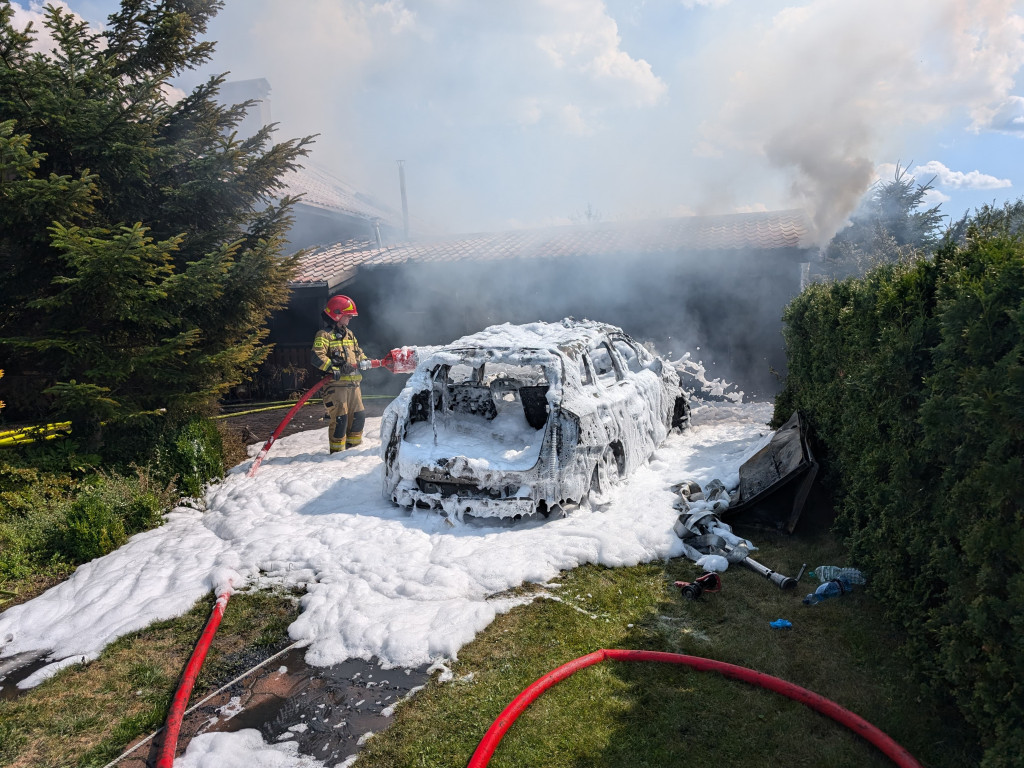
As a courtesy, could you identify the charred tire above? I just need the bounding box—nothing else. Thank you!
[671,396,691,430]
[538,501,566,519]
[590,446,622,500]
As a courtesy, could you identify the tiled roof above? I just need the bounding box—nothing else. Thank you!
[292,209,813,287]
[280,164,400,226]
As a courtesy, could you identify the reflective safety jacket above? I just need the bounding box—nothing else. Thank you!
[312,326,367,383]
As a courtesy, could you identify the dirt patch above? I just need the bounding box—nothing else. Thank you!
[117,647,431,767]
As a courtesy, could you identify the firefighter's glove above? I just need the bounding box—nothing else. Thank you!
[330,362,353,379]
[358,360,373,371]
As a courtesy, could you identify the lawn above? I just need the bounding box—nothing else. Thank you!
[0,524,978,767]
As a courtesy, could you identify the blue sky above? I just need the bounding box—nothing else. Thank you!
[13,0,1024,242]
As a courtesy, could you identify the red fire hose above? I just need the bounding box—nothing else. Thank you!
[154,591,231,768]
[247,375,331,477]
[467,648,923,768]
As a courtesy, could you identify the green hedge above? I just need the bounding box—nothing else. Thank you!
[775,218,1024,766]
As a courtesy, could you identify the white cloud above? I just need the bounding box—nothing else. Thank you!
[160,83,187,107]
[559,104,596,136]
[681,0,732,7]
[911,160,1011,190]
[515,98,544,126]
[10,1,99,53]
[976,95,1024,134]
[368,0,417,34]
[535,0,666,107]
[922,187,952,206]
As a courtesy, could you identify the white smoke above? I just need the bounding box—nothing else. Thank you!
[23,0,1024,240]
[170,0,676,231]
[693,0,1024,242]
[979,95,1024,134]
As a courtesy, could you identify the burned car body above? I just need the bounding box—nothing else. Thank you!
[380,319,690,518]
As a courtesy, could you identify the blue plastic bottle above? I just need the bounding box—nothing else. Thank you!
[802,577,851,605]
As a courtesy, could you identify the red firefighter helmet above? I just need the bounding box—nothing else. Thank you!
[324,294,358,321]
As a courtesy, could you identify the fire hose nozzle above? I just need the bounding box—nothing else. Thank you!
[741,556,798,590]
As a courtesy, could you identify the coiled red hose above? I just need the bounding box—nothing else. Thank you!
[154,592,231,768]
[467,648,923,768]
[247,375,331,477]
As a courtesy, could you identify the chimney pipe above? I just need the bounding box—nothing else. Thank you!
[397,160,409,240]
[374,219,383,249]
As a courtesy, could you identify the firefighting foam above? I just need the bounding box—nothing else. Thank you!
[0,400,772,693]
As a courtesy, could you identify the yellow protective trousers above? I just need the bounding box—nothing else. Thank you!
[323,381,366,452]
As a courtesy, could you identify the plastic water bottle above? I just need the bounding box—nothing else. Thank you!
[811,566,866,585]
[803,578,852,605]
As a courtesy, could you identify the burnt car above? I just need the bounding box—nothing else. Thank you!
[380,319,690,519]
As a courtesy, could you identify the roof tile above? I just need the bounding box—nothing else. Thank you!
[292,209,813,286]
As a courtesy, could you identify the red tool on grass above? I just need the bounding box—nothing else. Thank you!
[674,572,722,600]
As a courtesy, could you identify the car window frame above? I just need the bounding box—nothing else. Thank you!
[561,345,593,387]
[609,335,646,375]
[588,339,622,387]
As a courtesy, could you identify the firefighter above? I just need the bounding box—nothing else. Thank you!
[312,295,369,453]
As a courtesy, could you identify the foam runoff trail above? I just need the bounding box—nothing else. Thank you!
[0,401,773,687]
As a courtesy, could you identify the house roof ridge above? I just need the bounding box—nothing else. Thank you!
[292,208,815,288]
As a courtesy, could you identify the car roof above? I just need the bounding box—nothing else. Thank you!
[435,319,619,355]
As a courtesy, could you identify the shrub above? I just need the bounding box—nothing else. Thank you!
[49,467,176,565]
[0,462,76,581]
[156,415,224,498]
[1,408,229,597]
[775,210,1024,766]
[1,462,175,576]
[52,492,128,564]
[217,418,251,475]
[1,409,228,584]
[90,468,173,535]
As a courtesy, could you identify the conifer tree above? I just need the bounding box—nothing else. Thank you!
[0,1,312,439]
[823,163,944,277]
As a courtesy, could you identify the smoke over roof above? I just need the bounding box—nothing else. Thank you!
[162,0,1024,245]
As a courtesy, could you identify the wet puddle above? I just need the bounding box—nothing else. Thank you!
[0,650,51,700]
[118,647,431,767]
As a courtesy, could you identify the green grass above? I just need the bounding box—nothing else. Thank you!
[0,589,300,768]
[0,529,978,768]
[357,527,978,768]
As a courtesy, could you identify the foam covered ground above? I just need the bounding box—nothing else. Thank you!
[0,399,774,765]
